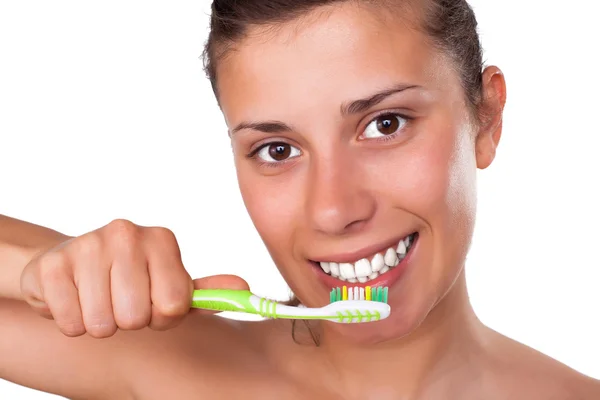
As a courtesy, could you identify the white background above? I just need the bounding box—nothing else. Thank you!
[1,0,598,398]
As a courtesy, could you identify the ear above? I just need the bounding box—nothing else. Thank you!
[476,66,507,170]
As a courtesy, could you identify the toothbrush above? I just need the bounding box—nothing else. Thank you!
[191,286,391,323]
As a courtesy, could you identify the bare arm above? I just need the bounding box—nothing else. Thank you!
[0,215,69,301]
[0,215,130,398]
[0,299,131,399]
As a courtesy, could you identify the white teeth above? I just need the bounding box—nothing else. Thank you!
[318,233,415,282]
[384,248,399,267]
[340,263,356,279]
[371,253,384,272]
[354,258,372,278]
[396,240,407,256]
[329,262,340,277]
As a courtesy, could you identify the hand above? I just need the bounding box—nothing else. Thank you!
[20,219,249,338]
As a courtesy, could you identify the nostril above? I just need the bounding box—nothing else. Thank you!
[343,219,369,233]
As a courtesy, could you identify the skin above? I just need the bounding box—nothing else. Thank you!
[0,3,599,399]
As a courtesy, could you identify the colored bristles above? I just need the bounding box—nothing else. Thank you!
[329,286,388,303]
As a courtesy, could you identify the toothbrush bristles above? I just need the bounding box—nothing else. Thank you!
[329,285,389,303]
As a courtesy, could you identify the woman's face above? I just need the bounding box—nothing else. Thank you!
[217,3,503,343]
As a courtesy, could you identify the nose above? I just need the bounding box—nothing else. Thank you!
[305,150,377,236]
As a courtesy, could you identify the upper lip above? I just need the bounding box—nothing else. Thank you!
[309,232,415,264]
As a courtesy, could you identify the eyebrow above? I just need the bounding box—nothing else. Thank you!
[341,83,420,115]
[230,121,293,136]
[229,83,420,136]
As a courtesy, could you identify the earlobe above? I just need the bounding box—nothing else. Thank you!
[476,121,501,169]
[476,66,507,170]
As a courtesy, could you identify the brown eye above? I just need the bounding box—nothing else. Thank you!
[363,113,407,139]
[269,143,291,160]
[376,115,400,134]
[256,142,301,163]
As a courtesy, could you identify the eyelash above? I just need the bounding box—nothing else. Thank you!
[245,144,295,168]
[359,110,414,143]
[245,111,414,164]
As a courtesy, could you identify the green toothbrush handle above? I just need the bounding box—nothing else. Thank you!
[191,289,259,314]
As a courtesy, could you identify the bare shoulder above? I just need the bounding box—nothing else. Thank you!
[534,358,600,399]
[575,375,600,399]
[537,366,600,399]
[486,329,600,399]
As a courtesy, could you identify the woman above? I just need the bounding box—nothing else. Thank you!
[1,0,598,398]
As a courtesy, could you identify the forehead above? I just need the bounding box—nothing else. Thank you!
[217,3,450,126]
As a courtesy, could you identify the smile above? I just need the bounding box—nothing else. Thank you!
[314,233,417,284]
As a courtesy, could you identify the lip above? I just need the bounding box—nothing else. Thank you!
[311,233,419,290]
[309,232,416,264]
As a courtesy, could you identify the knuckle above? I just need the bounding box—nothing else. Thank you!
[71,233,103,259]
[107,219,140,252]
[108,218,136,232]
[149,227,179,250]
[107,219,139,239]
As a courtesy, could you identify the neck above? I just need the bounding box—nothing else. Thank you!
[312,269,490,398]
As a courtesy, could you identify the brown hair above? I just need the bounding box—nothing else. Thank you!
[201,0,485,344]
[202,0,485,120]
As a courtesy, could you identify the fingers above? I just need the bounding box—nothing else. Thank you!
[72,233,117,338]
[37,253,86,337]
[110,241,152,333]
[20,218,248,338]
[144,227,193,331]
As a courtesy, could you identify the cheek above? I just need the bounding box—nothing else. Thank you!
[236,166,302,257]
[374,123,477,232]
[400,123,478,280]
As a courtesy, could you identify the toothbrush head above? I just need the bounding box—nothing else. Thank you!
[324,286,391,323]
[330,285,388,303]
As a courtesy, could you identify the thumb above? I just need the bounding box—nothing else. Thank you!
[192,274,250,291]
[190,275,250,315]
